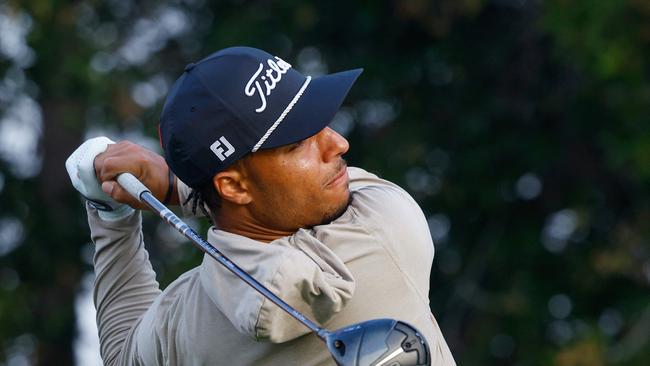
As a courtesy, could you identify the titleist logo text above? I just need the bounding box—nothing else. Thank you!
[244,57,292,113]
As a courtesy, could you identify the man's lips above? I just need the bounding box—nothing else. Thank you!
[326,164,348,187]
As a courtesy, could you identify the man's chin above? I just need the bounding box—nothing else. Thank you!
[318,194,353,226]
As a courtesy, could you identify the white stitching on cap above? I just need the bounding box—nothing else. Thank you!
[251,76,312,152]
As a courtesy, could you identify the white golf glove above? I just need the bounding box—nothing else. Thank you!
[65,136,135,221]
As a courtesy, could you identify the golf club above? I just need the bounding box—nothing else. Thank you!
[116,172,431,366]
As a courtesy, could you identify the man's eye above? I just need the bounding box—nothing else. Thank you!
[288,141,304,151]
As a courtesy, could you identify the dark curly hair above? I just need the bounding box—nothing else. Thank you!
[184,181,222,225]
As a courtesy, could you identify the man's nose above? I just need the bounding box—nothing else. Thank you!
[320,127,349,162]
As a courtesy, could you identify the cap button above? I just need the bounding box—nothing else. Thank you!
[184,63,195,72]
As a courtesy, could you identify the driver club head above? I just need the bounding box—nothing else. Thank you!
[325,318,431,366]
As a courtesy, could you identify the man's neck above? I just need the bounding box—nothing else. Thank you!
[214,208,294,243]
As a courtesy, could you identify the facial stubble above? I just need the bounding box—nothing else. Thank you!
[317,189,352,226]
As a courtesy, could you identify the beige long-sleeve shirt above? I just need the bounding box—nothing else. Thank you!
[88,167,456,365]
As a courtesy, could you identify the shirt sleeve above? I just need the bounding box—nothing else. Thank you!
[346,167,435,301]
[87,204,162,365]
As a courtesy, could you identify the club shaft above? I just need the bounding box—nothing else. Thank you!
[136,190,328,339]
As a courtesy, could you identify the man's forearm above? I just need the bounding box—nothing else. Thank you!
[87,205,162,365]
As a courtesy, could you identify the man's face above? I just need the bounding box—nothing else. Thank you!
[240,127,351,231]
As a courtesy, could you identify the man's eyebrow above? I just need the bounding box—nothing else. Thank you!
[282,140,305,151]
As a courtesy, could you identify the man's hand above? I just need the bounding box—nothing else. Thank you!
[66,137,134,220]
[94,140,179,210]
[66,137,179,220]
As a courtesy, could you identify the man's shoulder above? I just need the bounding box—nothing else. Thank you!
[342,167,432,250]
[347,167,422,217]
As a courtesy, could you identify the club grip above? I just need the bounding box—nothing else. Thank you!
[116,173,150,201]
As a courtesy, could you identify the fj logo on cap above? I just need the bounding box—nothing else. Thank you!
[210,136,235,161]
[244,57,292,113]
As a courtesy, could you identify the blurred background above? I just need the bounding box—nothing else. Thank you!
[1,0,649,365]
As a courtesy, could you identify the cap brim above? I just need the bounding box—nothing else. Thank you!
[257,68,363,150]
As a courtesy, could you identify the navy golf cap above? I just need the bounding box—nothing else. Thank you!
[159,46,362,189]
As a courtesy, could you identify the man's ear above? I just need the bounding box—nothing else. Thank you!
[212,166,252,205]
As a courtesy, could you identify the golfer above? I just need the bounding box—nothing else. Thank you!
[66,47,456,365]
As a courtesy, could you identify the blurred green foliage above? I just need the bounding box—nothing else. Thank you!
[0,0,649,365]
